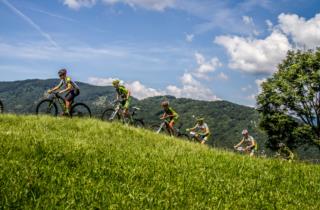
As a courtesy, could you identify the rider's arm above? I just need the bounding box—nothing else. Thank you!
[126,90,131,99]
[204,124,210,135]
[247,139,256,149]
[59,83,72,94]
[49,80,63,92]
[235,139,244,148]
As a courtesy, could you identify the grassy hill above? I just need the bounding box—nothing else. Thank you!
[0,79,267,151]
[1,115,320,209]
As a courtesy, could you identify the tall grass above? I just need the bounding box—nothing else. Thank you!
[0,114,320,209]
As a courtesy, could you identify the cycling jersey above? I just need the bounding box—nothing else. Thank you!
[242,135,257,149]
[116,85,129,99]
[194,123,210,135]
[57,77,80,92]
[279,147,294,160]
[164,107,179,120]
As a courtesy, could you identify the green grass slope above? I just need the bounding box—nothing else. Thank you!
[1,115,320,209]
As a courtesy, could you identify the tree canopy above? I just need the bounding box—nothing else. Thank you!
[257,49,320,150]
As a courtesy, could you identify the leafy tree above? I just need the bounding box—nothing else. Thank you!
[257,49,320,150]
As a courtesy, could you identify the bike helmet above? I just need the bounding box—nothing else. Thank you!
[241,129,249,135]
[58,69,67,76]
[161,101,169,107]
[112,80,120,86]
[197,117,204,122]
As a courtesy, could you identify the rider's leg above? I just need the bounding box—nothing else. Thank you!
[169,120,175,136]
[65,91,76,115]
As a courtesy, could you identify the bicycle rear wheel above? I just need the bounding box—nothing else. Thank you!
[71,103,91,118]
[101,108,121,122]
[0,100,3,113]
[133,119,144,128]
[36,99,58,116]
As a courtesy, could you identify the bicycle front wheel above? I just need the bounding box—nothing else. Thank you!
[36,99,58,116]
[0,100,3,113]
[151,124,168,134]
[178,133,190,140]
[71,103,91,118]
[101,108,120,122]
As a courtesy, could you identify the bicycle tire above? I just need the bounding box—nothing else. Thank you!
[71,103,91,118]
[178,133,190,140]
[0,100,3,113]
[133,119,144,128]
[36,99,58,116]
[150,123,169,135]
[101,108,120,122]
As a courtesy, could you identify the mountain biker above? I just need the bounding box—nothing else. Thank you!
[48,69,80,115]
[186,117,210,144]
[234,129,257,157]
[160,101,179,136]
[276,143,294,162]
[112,80,131,117]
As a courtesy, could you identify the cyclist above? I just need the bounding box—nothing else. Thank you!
[186,117,210,144]
[112,80,131,117]
[48,69,80,115]
[234,129,257,157]
[276,143,294,162]
[160,101,179,136]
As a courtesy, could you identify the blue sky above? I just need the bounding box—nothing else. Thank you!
[1,0,320,106]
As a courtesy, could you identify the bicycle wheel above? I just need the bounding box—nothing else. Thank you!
[0,100,3,113]
[151,124,168,134]
[133,119,144,128]
[178,133,190,140]
[71,103,91,118]
[101,108,120,122]
[36,99,58,116]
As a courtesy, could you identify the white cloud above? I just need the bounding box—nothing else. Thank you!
[266,19,273,31]
[215,13,320,75]
[242,15,254,25]
[193,52,222,79]
[88,77,121,86]
[278,13,320,49]
[126,81,165,99]
[88,73,220,101]
[185,33,194,42]
[166,73,220,101]
[63,0,96,10]
[217,72,228,80]
[255,78,267,93]
[88,77,164,99]
[215,31,291,74]
[102,0,175,11]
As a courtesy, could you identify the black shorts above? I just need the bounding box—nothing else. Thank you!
[65,89,79,102]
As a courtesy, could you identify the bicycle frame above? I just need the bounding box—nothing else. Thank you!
[49,93,66,112]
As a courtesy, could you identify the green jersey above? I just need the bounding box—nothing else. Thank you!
[116,85,129,99]
[164,107,179,119]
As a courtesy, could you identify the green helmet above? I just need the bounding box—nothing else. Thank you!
[197,117,204,122]
[112,80,120,86]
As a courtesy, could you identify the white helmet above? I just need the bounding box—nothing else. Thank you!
[242,129,249,135]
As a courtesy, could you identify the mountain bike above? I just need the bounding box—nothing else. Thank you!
[0,100,3,113]
[151,118,189,139]
[101,99,144,127]
[36,92,91,117]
